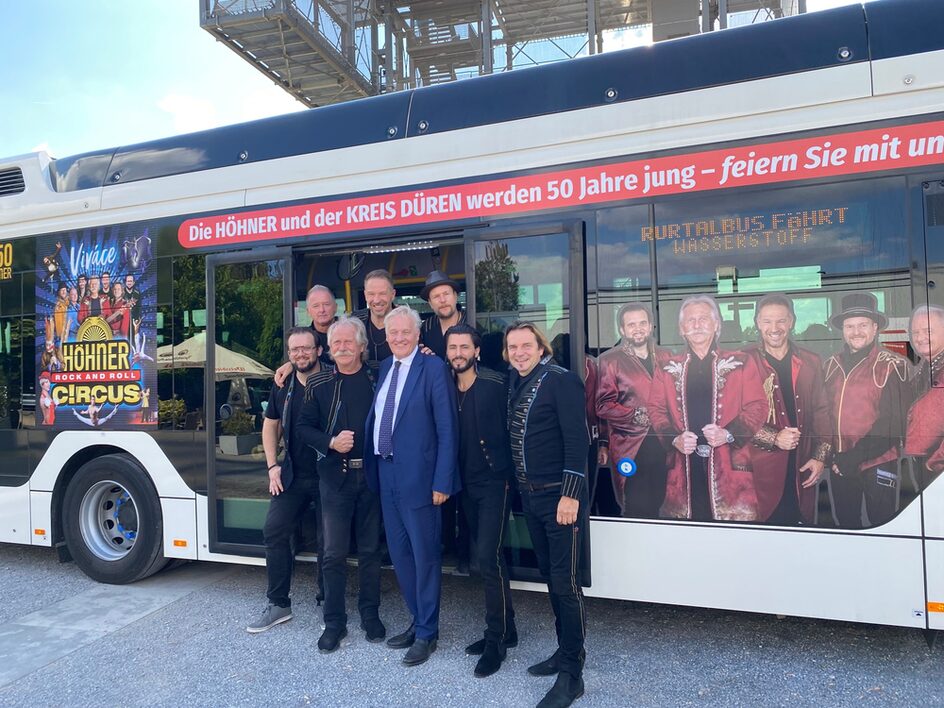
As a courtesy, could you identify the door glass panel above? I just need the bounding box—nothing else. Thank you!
[213,259,284,545]
[473,232,572,370]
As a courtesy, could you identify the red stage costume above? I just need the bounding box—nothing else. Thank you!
[648,347,768,521]
[743,344,833,524]
[905,352,944,477]
[596,344,671,517]
[823,344,911,528]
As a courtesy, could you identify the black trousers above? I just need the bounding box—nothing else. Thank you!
[830,463,898,529]
[442,492,470,564]
[463,479,516,644]
[622,434,667,519]
[263,474,324,608]
[320,469,382,630]
[521,488,586,680]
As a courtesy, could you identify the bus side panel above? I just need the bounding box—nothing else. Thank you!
[29,431,195,499]
[29,491,51,546]
[160,498,197,561]
[921,461,944,540]
[0,483,30,545]
[588,521,926,628]
[925,540,944,629]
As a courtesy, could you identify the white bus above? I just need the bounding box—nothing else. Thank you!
[1,0,943,632]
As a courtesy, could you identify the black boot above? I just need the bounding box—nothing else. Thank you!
[536,672,584,708]
[473,640,506,678]
[527,649,561,677]
[466,627,519,655]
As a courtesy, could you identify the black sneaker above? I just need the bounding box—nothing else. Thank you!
[361,617,387,643]
[317,627,348,653]
[536,672,584,708]
[246,604,292,634]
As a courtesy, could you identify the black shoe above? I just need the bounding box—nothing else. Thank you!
[474,640,506,678]
[317,626,347,653]
[536,672,584,708]
[466,628,519,655]
[527,650,561,677]
[454,560,470,576]
[402,638,437,666]
[386,624,416,649]
[362,617,387,643]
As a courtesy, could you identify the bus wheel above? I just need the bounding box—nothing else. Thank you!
[62,454,168,584]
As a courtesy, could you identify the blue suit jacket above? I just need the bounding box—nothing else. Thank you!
[364,350,460,508]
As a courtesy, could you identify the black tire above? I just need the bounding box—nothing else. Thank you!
[62,453,168,584]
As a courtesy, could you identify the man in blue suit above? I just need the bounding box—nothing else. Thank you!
[365,305,460,666]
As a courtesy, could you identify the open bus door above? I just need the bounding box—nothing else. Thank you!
[206,248,292,555]
[920,180,944,629]
[464,220,586,580]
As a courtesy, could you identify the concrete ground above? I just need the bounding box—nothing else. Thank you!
[1,544,942,707]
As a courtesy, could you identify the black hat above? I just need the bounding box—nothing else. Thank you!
[420,270,461,301]
[829,292,888,330]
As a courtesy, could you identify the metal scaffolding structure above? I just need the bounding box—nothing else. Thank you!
[200,0,805,107]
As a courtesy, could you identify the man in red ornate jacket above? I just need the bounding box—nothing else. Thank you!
[905,304,944,479]
[824,292,912,529]
[743,294,832,525]
[596,302,671,518]
[649,295,768,521]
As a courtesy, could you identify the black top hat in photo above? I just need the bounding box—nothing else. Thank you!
[420,270,461,300]
[829,292,888,330]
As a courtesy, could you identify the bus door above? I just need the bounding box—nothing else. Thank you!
[464,221,586,579]
[206,248,292,554]
[920,179,944,629]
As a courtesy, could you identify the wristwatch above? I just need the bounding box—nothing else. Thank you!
[725,431,735,444]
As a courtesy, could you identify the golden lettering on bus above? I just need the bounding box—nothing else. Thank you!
[60,341,131,372]
[51,382,142,406]
[641,206,848,257]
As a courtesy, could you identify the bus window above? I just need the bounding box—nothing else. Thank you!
[595,204,653,353]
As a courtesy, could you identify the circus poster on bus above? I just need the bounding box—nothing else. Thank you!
[35,227,156,429]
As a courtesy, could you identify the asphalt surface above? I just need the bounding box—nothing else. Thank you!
[1,544,942,707]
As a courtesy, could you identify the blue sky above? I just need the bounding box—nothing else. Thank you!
[1,0,859,161]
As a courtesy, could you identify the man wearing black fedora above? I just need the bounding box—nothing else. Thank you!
[823,292,912,529]
[419,269,471,574]
[419,270,468,360]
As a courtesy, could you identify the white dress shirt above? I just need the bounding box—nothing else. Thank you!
[373,346,419,453]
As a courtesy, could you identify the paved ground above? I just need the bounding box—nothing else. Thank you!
[1,544,942,707]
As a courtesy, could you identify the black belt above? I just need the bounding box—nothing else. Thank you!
[517,479,562,493]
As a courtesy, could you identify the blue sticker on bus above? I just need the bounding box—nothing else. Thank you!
[617,458,637,477]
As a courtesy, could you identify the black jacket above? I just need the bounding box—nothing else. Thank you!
[459,366,514,484]
[508,362,590,498]
[296,363,378,492]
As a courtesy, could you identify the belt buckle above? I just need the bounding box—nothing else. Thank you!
[348,458,364,469]
[695,444,711,458]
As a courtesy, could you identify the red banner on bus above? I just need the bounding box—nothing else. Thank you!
[178,119,944,249]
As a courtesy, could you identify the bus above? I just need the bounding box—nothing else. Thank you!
[2,0,943,632]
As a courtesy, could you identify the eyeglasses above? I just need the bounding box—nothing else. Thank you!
[288,346,316,354]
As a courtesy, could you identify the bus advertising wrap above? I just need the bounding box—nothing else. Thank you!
[35,229,156,428]
[178,119,944,249]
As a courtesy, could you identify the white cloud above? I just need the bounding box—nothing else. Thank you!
[157,93,219,134]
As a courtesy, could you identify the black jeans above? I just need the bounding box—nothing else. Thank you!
[830,463,898,529]
[463,480,516,644]
[442,492,470,564]
[320,469,382,630]
[263,474,324,608]
[521,488,587,680]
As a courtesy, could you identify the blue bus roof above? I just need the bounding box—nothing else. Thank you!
[47,0,943,193]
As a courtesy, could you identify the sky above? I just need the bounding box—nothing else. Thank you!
[1,0,862,161]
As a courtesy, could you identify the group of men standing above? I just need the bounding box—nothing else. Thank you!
[593,291,944,528]
[249,269,590,708]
